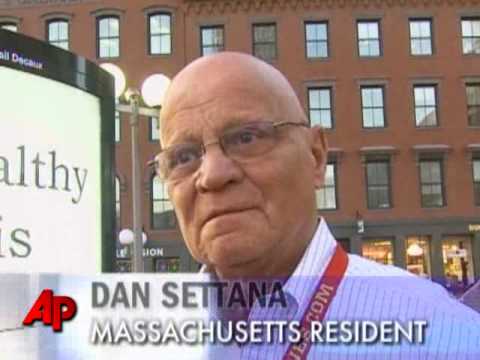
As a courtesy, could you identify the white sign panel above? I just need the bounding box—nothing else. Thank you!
[0,66,102,273]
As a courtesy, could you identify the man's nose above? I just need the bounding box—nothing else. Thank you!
[194,145,243,192]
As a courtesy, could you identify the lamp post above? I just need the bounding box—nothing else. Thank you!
[100,63,170,273]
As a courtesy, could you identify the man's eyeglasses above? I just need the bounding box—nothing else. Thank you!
[151,121,309,181]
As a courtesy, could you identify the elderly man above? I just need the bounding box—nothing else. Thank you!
[156,52,480,359]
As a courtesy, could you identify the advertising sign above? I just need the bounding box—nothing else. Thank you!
[0,30,115,273]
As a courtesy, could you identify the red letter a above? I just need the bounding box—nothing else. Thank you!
[23,289,53,327]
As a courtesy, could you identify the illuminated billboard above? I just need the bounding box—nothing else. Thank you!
[0,30,115,273]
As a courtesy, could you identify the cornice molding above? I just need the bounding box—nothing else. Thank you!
[184,0,480,15]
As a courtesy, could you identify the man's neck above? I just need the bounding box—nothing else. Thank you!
[214,217,319,280]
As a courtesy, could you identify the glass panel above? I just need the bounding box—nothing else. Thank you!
[362,239,394,265]
[1,23,17,32]
[306,23,316,40]
[320,89,330,108]
[320,110,331,128]
[473,160,480,180]
[410,21,420,38]
[372,88,383,106]
[160,15,171,34]
[160,35,171,54]
[414,87,425,105]
[150,117,160,141]
[424,87,436,105]
[150,15,161,34]
[362,88,373,107]
[99,18,109,37]
[309,89,320,107]
[472,20,480,36]
[462,20,471,37]
[358,23,368,39]
[368,22,379,38]
[108,18,119,36]
[59,21,68,39]
[49,22,59,41]
[421,21,431,37]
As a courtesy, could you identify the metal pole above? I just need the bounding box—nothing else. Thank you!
[129,90,143,272]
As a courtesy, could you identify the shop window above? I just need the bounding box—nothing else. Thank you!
[362,239,393,265]
[155,257,180,272]
[442,236,475,294]
[406,236,431,278]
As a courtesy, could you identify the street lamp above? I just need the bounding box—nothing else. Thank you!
[100,63,170,272]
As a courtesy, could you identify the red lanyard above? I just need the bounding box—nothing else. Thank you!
[283,244,349,360]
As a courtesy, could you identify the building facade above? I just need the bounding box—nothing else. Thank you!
[1,0,479,294]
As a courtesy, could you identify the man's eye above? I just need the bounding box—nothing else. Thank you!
[231,129,261,145]
[170,147,199,168]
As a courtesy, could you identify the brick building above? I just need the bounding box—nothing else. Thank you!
[1,0,479,294]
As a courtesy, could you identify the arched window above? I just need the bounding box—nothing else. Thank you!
[47,19,69,50]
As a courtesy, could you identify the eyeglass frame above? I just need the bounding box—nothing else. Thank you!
[149,120,310,181]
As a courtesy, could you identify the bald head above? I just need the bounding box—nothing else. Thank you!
[160,52,307,146]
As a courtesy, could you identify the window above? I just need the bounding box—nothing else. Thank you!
[466,84,480,126]
[362,239,393,265]
[357,20,381,57]
[419,160,444,207]
[316,163,337,210]
[201,25,224,56]
[97,16,120,58]
[414,85,438,127]
[406,236,431,278]
[461,18,480,54]
[47,19,69,50]
[115,109,121,143]
[361,86,385,128]
[409,19,433,55]
[151,176,175,229]
[0,22,17,32]
[149,117,160,142]
[308,87,333,128]
[366,160,391,208]
[115,176,121,227]
[473,159,480,206]
[305,21,328,58]
[253,23,276,61]
[148,13,171,55]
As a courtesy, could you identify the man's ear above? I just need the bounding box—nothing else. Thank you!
[310,126,328,189]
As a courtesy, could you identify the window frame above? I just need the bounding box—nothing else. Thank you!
[365,159,392,209]
[461,17,480,55]
[316,162,338,210]
[356,19,382,58]
[147,12,172,56]
[466,83,480,127]
[46,19,69,50]
[409,18,434,56]
[252,22,277,62]
[304,20,329,59]
[96,15,120,59]
[413,84,439,127]
[307,86,334,129]
[150,175,175,230]
[418,159,446,208]
[360,85,386,128]
[200,25,225,56]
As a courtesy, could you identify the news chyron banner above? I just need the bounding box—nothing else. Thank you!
[0,30,115,273]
